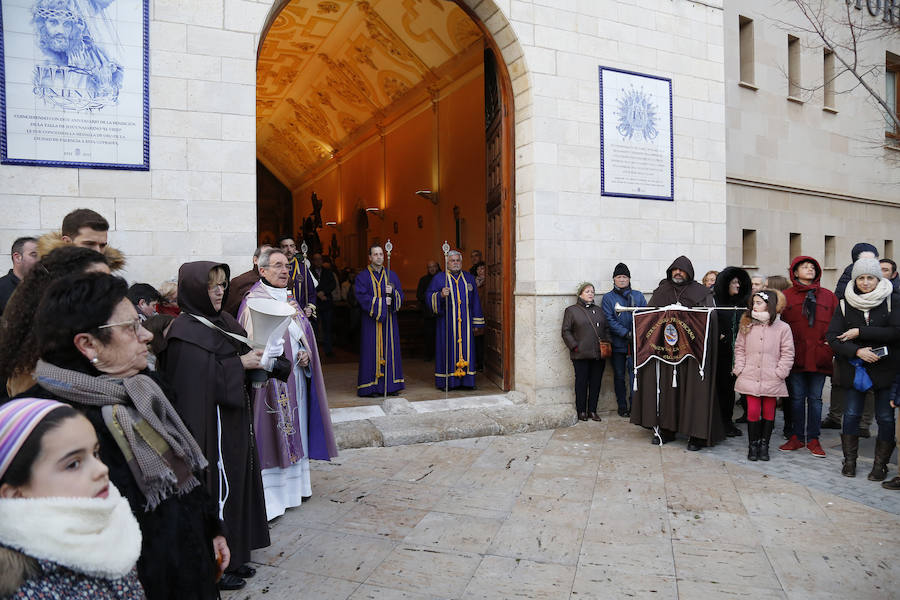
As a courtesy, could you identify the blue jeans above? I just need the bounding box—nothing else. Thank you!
[843,387,897,443]
[788,372,827,441]
[611,352,634,411]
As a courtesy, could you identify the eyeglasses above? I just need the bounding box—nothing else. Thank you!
[97,318,143,335]
[208,281,228,291]
[265,262,289,271]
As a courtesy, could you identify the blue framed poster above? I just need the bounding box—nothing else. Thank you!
[0,0,149,170]
[599,66,673,201]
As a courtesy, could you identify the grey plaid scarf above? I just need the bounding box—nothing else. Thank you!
[34,360,207,511]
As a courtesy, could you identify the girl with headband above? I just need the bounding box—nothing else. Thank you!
[732,290,795,461]
[0,398,143,598]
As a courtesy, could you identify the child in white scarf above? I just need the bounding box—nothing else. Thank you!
[0,398,144,599]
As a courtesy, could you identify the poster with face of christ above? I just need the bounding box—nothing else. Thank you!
[1,0,148,169]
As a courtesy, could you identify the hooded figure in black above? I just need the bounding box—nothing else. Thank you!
[630,256,724,450]
[713,267,752,436]
[162,261,270,585]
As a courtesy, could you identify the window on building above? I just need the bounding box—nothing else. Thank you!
[788,35,802,100]
[742,229,757,266]
[824,236,836,268]
[887,52,899,140]
[739,16,756,88]
[790,233,802,262]
[823,49,836,110]
[885,240,894,260]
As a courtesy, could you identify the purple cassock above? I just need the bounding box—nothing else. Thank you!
[354,265,405,396]
[427,269,485,389]
[237,281,337,474]
[289,255,318,312]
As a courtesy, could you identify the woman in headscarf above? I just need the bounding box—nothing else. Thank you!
[0,246,110,400]
[162,261,270,590]
[23,272,228,599]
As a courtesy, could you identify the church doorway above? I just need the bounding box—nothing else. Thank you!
[255,0,515,406]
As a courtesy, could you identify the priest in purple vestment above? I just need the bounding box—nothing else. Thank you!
[427,250,485,389]
[354,244,405,397]
[237,248,338,520]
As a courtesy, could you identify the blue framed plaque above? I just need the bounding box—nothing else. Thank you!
[0,0,149,170]
[599,66,674,201]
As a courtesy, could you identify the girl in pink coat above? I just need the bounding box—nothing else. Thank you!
[733,290,795,461]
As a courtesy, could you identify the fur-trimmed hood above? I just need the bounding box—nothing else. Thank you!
[0,545,39,597]
[713,266,752,308]
[36,232,126,272]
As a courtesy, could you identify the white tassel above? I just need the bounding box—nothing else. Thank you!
[216,406,230,521]
[672,367,678,388]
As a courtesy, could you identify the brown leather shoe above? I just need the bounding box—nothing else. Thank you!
[589,412,602,422]
[578,412,588,421]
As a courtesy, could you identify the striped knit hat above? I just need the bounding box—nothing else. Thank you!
[0,398,67,481]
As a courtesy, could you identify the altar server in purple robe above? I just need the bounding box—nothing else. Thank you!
[237,248,337,520]
[353,245,405,397]
[427,250,485,389]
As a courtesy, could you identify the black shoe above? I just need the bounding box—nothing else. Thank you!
[228,564,256,579]
[618,407,628,417]
[686,437,703,451]
[821,416,842,429]
[589,412,602,422]
[579,412,588,421]
[725,424,743,437]
[882,476,900,490]
[218,573,246,591]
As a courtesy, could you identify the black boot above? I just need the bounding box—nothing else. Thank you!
[759,420,774,461]
[868,439,895,482]
[747,421,761,461]
[840,433,858,477]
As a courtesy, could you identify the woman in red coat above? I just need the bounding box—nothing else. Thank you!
[778,256,837,457]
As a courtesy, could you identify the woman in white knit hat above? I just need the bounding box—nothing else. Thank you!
[826,257,900,480]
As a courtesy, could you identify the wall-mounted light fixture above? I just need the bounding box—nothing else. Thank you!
[416,190,438,205]
[365,207,385,220]
[325,221,342,231]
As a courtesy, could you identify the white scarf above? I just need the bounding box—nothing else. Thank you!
[844,278,893,311]
[0,483,141,579]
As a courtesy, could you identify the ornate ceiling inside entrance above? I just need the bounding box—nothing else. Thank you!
[257,0,483,189]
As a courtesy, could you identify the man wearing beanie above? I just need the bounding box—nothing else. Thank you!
[822,242,879,433]
[601,263,647,416]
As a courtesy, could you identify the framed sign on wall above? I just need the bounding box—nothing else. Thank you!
[599,66,673,201]
[0,0,149,170]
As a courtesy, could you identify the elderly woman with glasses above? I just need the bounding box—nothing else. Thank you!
[19,272,229,600]
[236,248,338,520]
[161,262,270,590]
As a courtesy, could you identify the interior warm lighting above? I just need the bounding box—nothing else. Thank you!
[416,190,438,205]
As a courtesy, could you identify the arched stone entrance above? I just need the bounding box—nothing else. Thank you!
[253,0,526,395]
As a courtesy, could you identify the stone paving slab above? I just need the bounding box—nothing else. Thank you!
[225,415,900,600]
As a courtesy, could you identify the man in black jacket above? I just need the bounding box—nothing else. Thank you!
[416,261,441,361]
[0,237,38,316]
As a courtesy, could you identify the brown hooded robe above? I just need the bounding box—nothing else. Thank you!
[630,256,725,444]
[161,261,270,567]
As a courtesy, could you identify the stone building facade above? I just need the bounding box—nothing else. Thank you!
[0,0,896,406]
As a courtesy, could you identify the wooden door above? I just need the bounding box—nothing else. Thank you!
[484,49,504,388]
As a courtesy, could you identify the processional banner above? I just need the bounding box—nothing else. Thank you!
[0,0,149,169]
[632,307,712,380]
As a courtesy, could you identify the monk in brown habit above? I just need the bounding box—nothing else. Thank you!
[630,255,725,451]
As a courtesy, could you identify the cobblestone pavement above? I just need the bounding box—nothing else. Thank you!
[224,415,899,599]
